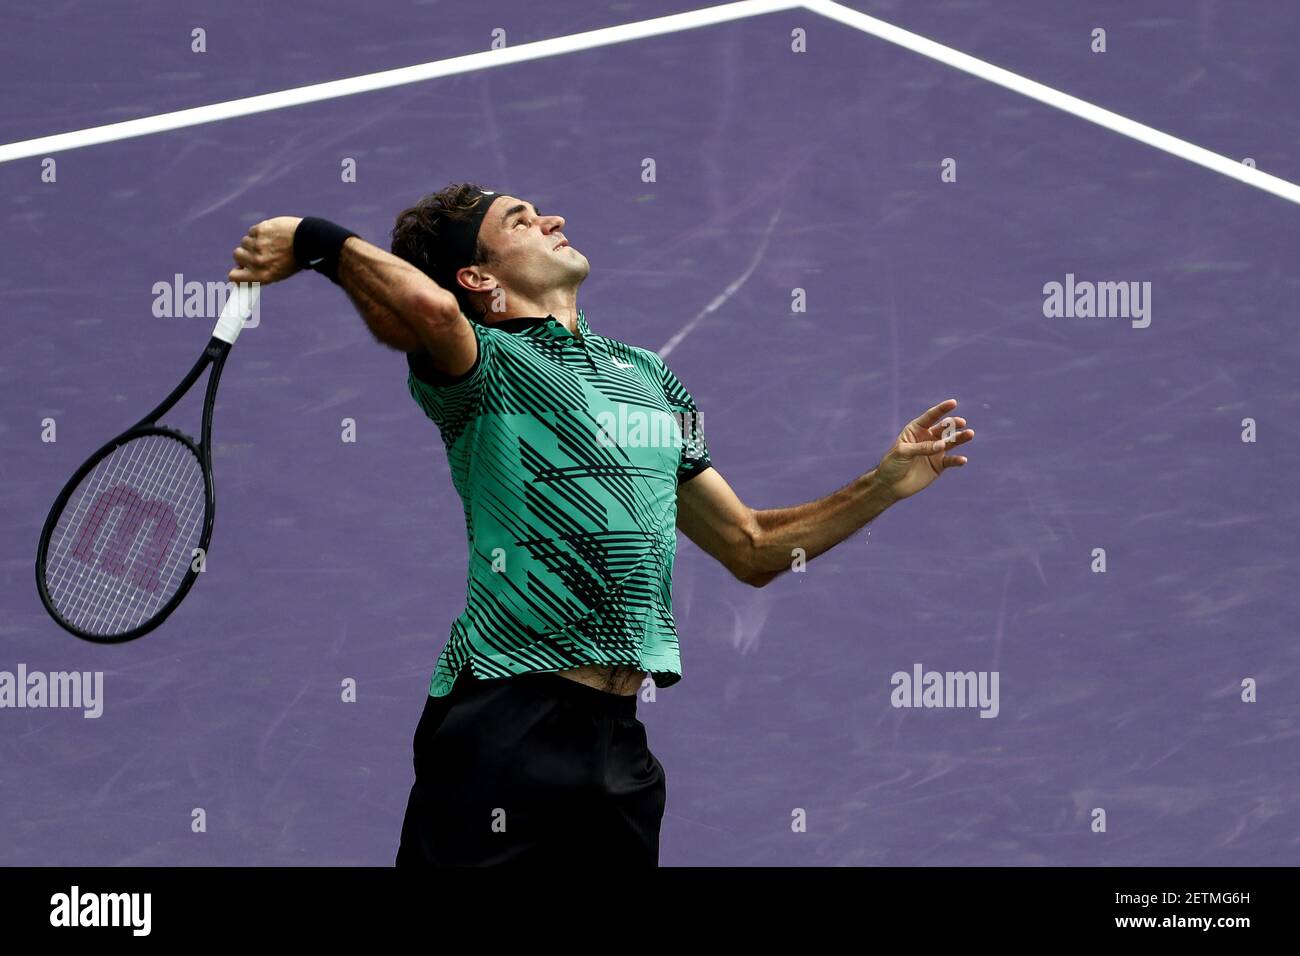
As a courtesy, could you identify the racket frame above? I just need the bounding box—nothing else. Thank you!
[35,283,258,643]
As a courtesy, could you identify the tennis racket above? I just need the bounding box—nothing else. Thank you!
[36,282,261,643]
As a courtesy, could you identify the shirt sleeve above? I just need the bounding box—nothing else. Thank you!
[405,322,495,446]
[654,354,712,485]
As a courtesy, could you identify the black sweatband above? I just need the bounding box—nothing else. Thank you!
[293,217,359,285]
[431,188,501,295]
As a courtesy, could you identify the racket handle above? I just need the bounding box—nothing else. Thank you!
[213,282,261,345]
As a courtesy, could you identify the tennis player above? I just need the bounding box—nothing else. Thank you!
[228,184,974,867]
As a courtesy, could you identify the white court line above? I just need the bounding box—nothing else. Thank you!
[1,0,1297,208]
[803,0,1300,206]
[659,207,782,357]
[0,0,799,163]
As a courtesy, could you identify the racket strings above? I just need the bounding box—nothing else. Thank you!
[75,436,204,631]
[44,433,207,637]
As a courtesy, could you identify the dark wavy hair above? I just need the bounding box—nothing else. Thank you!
[390,182,494,320]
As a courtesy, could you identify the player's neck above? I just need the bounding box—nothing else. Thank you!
[493,288,580,333]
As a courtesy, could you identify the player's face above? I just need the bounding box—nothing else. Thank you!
[478,195,589,299]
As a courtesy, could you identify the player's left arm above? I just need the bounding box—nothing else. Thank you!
[676,399,974,588]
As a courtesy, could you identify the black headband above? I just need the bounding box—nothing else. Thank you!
[437,188,500,298]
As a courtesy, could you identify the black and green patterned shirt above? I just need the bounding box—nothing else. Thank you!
[406,309,711,697]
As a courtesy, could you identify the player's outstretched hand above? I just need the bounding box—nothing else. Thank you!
[874,398,975,502]
[228,216,304,284]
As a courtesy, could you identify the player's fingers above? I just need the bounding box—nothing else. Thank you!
[896,438,947,458]
[232,246,255,267]
[910,398,958,431]
[900,426,974,458]
[940,455,968,469]
[240,234,257,252]
[943,428,975,447]
[927,416,967,437]
[228,266,257,283]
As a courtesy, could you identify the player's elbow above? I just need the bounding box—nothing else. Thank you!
[391,288,460,354]
[738,564,779,588]
[730,518,772,588]
[411,287,462,334]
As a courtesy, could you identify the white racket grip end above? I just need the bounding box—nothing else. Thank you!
[213,282,261,345]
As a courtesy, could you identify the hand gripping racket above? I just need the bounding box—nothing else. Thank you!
[36,282,261,643]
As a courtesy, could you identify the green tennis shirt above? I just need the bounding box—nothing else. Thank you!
[406,308,712,697]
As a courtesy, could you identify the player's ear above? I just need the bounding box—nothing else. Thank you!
[455,264,493,294]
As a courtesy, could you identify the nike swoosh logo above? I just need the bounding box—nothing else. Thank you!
[612,359,635,369]
[308,257,325,267]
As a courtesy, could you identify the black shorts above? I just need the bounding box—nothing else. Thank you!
[396,668,667,867]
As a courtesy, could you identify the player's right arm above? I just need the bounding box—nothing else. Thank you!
[335,237,477,377]
[227,216,476,378]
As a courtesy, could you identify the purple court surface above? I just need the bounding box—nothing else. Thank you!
[1,1,1297,866]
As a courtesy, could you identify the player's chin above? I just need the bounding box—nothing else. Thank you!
[567,252,591,277]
